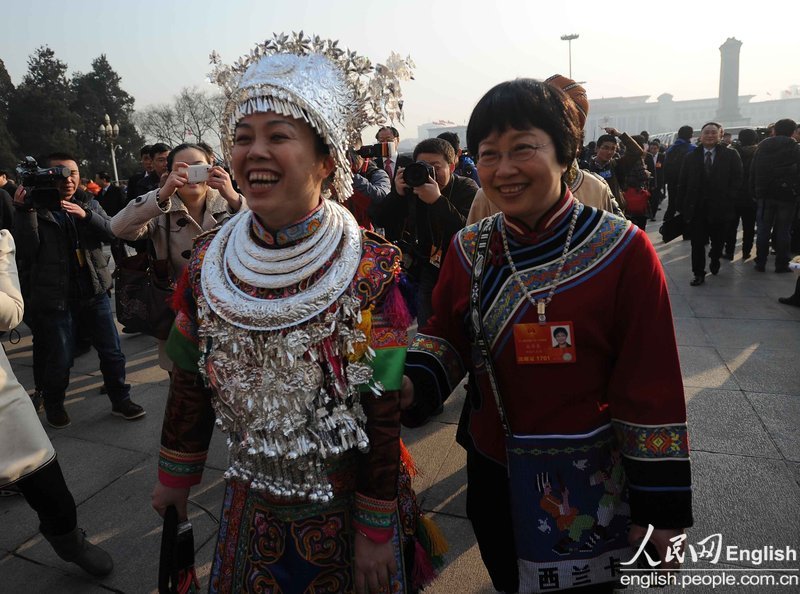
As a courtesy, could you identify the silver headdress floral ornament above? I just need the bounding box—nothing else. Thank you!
[209,32,414,201]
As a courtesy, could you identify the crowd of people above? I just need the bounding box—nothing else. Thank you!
[0,33,799,593]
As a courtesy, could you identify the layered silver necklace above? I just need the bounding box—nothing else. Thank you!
[499,199,581,324]
[197,200,373,502]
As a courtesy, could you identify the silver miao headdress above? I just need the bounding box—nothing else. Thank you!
[210,32,414,200]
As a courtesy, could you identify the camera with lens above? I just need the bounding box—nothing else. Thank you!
[357,142,394,159]
[402,161,435,188]
[15,157,70,210]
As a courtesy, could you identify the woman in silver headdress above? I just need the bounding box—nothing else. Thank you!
[149,35,440,593]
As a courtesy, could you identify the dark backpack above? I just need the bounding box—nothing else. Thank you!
[769,162,800,202]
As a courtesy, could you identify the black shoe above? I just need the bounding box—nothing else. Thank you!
[111,399,146,420]
[46,409,71,429]
[722,252,734,261]
[754,263,765,272]
[775,266,791,273]
[710,259,720,275]
[690,275,705,286]
[778,296,800,307]
[0,485,22,497]
[742,251,751,260]
[43,527,114,577]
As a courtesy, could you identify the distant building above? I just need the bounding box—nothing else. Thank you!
[585,94,800,142]
[584,38,800,143]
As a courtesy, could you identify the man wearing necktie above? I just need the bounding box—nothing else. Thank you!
[375,126,400,182]
[679,122,743,286]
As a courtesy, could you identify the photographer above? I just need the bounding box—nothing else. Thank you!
[371,137,478,326]
[12,152,145,428]
[345,144,391,229]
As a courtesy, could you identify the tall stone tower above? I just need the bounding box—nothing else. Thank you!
[717,37,744,123]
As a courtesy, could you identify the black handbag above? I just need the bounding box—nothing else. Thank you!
[114,218,175,340]
[659,213,684,244]
[158,505,198,594]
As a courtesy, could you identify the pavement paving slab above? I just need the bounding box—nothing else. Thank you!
[678,345,741,390]
[746,392,800,462]
[685,387,782,459]
[718,347,800,394]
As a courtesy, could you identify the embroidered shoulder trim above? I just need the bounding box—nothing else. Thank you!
[353,232,401,309]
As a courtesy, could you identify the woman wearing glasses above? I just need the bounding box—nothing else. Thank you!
[400,79,692,593]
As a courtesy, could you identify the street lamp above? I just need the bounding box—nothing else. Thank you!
[560,34,579,79]
[98,113,120,184]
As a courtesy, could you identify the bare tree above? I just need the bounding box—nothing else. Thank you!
[134,86,224,159]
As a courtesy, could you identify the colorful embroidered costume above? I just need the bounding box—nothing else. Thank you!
[158,201,440,593]
[403,190,692,592]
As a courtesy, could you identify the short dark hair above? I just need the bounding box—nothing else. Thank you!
[738,128,757,146]
[166,143,213,172]
[376,126,399,141]
[631,135,647,150]
[773,118,797,137]
[596,134,617,148]
[437,132,461,153]
[47,152,79,166]
[553,327,568,337]
[677,125,693,140]
[149,142,171,157]
[701,122,722,132]
[140,145,152,157]
[97,171,112,182]
[413,137,456,165]
[466,78,580,167]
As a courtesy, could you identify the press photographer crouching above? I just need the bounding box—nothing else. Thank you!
[12,153,145,428]
[371,137,478,326]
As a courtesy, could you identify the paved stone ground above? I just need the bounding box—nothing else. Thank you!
[1,210,799,593]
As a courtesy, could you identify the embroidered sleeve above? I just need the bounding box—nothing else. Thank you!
[608,229,693,529]
[402,231,472,427]
[158,366,216,488]
[352,492,396,543]
[355,233,409,391]
[159,232,219,487]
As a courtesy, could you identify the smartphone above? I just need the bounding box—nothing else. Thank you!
[185,164,211,183]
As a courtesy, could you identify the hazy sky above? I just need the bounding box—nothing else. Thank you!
[2,0,798,142]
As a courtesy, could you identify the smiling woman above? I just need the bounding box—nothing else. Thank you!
[148,33,439,594]
[401,78,694,593]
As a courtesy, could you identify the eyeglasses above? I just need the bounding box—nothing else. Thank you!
[477,143,551,167]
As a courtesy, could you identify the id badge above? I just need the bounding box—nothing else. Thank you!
[513,321,576,364]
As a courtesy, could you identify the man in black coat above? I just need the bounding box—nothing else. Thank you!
[370,137,478,326]
[751,118,800,273]
[679,122,743,286]
[95,171,128,265]
[126,145,152,204]
[663,125,695,221]
[13,152,145,428]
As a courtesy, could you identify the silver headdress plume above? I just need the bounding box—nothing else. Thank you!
[209,32,414,201]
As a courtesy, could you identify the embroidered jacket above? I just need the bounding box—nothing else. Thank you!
[157,204,409,541]
[404,189,693,530]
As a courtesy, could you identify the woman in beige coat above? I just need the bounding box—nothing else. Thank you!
[111,143,246,370]
[0,230,112,577]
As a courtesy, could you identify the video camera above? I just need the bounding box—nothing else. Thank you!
[16,157,69,210]
[402,161,435,188]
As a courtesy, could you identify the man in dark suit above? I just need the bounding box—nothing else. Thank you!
[126,145,152,204]
[95,172,125,217]
[647,141,665,220]
[95,171,128,265]
[679,122,743,286]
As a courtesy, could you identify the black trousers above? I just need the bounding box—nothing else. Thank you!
[15,458,77,536]
[724,202,757,257]
[690,215,725,276]
[466,450,615,594]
